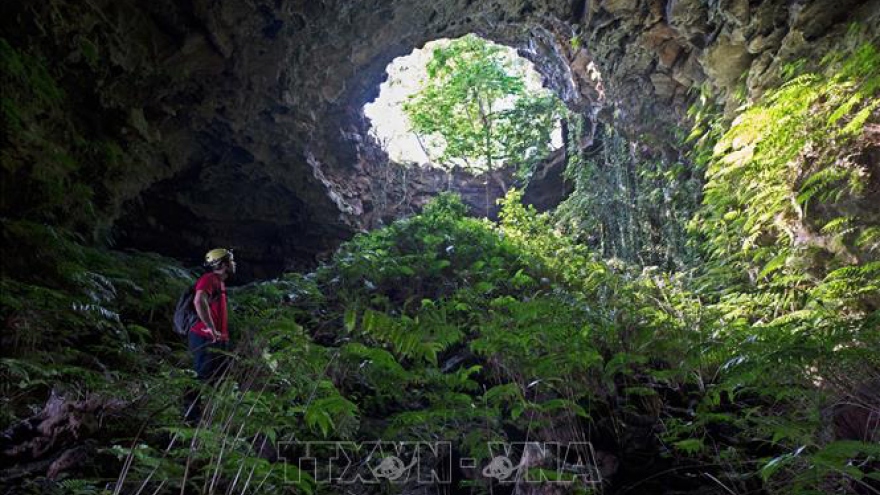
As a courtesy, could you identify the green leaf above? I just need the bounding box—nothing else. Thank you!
[344,307,357,332]
[673,438,704,455]
[760,446,805,481]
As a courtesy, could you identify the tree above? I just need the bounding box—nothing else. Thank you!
[403,35,562,188]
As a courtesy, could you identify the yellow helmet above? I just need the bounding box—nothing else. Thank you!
[205,248,233,267]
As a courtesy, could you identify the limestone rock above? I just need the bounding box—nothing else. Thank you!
[603,0,640,15]
[701,39,753,92]
[650,72,678,100]
[746,27,785,54]
[667,0,710,46]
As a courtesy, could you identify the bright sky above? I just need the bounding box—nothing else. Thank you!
[364,37,562,165]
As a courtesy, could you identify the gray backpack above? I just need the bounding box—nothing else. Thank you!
[173,285,199,336]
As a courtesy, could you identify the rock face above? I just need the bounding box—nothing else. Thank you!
[1,0,878,278]
[523,147,572,212]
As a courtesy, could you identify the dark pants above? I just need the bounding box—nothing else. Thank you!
[189,332,230,381]
[183,332,230,423]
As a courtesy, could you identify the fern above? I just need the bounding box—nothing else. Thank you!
[856,227,880,252]
[300,394,359,439]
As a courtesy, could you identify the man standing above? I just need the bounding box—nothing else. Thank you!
[184,248,236,423]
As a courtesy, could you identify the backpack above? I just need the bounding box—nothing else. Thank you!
[173,285,199,336]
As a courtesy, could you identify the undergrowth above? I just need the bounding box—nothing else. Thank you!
[14,185,873,494]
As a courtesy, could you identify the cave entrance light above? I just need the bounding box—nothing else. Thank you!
[363,36,563,169]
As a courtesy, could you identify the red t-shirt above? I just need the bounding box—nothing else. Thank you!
[190,272,228,342]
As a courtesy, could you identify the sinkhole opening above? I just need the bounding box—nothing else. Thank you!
[364,34,564,178]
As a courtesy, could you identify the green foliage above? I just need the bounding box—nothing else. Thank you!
[692,42,880,275]
[0,38,65,106]
[403,34,563,178]
[0,218,191,427]
[0,38,91,229]
[520,34,880,495]
[557,118,700,269]
[5,176,880,493]
[301,393,360,438]
[662,38,880,494]
[0,37,145,239]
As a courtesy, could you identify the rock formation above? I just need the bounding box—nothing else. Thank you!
[2,0,878,278]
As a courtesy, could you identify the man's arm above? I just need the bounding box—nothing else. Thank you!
[194,289,220,341]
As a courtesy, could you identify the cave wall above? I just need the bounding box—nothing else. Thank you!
[2,0,877,278]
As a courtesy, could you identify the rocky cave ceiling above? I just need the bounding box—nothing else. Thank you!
[3,0,877,279]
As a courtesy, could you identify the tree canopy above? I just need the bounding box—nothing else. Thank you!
[403,35,562,178]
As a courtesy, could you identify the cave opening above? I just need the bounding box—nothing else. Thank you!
[362,34,564,178]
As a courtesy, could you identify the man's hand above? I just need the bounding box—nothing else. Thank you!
[209,327,221,343]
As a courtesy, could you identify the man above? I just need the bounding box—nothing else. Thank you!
[184,248,236,423]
